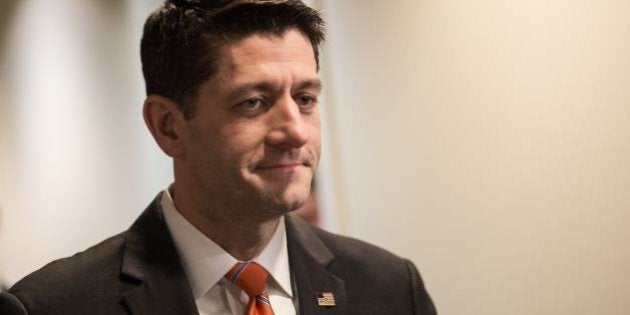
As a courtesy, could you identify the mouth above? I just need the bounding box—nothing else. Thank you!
[255,162,307,171]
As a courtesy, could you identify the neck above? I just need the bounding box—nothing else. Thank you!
[206,219,280,261]
[170,182,281,261]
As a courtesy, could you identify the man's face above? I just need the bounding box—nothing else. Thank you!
[181,29,321,219]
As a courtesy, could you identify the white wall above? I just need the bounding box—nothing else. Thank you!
[322,1,630,314]
[0,0,170,285]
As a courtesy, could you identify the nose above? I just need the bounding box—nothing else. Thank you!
[266,95,309,150]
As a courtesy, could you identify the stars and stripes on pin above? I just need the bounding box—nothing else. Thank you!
[316,292,336,307]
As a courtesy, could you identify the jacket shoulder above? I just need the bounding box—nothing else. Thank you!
[297,222,437,314]
[8,232,129,313]
[311,225,409,269]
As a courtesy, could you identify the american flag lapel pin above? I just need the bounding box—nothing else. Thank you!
[316,292,336,307]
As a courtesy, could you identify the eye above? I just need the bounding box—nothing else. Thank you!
[238,98,265,110]
[295,94,318,109]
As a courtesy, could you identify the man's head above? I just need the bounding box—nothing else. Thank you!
[140,0,325,119]
[141,0,325,221]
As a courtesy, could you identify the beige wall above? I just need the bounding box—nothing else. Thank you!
[322,1,630,314]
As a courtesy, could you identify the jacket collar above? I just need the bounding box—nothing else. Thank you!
[286,215,348,315]
[120,193,199,315]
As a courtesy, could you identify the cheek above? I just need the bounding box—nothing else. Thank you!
[219,123,268,159]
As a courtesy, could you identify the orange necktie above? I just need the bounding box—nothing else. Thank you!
[225,262,275,315]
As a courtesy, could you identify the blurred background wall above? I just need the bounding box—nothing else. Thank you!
[0,0,172,286]
[2,1,630,314]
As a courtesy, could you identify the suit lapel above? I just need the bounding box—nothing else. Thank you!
[286,215,348,315]
[119,194,199,315]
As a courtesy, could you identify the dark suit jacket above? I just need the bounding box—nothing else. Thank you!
[0,194,436,314]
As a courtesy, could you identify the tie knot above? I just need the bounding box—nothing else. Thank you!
[225,262,269,297]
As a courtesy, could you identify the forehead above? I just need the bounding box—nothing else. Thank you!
[214,29,317,79]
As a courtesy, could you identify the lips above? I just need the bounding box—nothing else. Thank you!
[256,162,306,170]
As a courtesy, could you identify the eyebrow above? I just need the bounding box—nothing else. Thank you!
[224,78,323,101]
[295,79,323,93]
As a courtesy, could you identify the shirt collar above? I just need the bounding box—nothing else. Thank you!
[160,188,293,300]
[254,211,292,298]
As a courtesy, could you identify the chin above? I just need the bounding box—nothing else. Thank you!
[284,198,308,212]
[264,188,310,214]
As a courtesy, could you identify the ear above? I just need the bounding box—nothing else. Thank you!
[143,95,187,157]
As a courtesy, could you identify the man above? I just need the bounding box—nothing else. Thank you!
[0,1,436,314]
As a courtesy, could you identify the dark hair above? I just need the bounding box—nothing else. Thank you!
[140,0,325,119]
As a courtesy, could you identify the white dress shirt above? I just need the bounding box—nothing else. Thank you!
[161,189,296,315]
